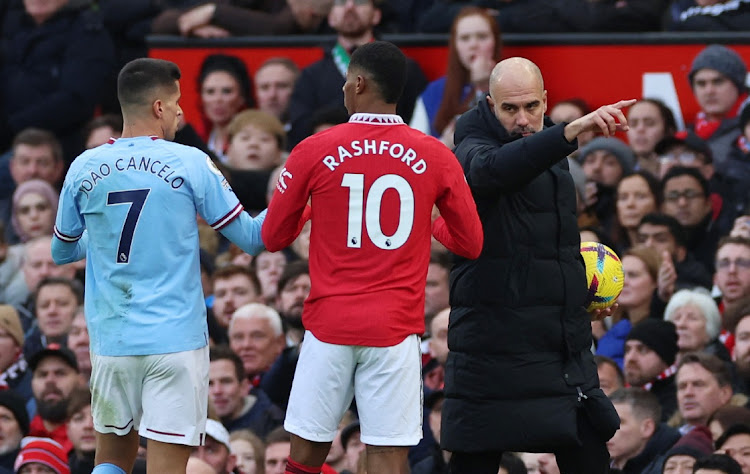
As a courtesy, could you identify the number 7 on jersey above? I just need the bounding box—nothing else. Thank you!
[107,189,151,264]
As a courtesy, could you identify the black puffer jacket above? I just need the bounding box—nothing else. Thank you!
[441,99,619,453]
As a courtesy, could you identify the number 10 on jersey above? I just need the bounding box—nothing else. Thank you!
[341,173,414,251]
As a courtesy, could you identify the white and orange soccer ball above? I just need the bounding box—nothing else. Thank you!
[580,242,624,312]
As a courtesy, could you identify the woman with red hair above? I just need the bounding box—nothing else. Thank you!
[410,7,502,146]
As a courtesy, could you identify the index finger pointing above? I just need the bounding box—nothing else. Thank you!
[613,99,638,109]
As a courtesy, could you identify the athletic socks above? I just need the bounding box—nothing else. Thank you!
[285,457,322,474]
[92,463,127,474]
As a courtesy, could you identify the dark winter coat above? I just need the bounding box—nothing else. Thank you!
[223,390,285,438]
[684,210,723,275]
[441,99,620,453]
[411,443,449,474]
[0,1,115,160]
[0,448,18,473]
[618,423,681,474]
[675,252,714,291]
[690,117,741,175]
[69,450,95,474]
[717,140,750,226]
[651,375,678,423]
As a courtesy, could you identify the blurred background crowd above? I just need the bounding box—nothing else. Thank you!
[3,0,750,473]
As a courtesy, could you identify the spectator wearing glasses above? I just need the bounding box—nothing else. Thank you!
[715,236,750,318]
[656,131,714,181]
[656,130,744,236]
[661,166,724,272]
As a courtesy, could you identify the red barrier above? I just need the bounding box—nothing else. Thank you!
[149,42,750,135]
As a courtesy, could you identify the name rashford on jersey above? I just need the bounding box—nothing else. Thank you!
[262,114,483,347]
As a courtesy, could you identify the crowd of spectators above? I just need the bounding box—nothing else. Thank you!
[2,0,750,473]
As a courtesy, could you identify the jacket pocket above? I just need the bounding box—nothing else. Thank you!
[581,388,620,441]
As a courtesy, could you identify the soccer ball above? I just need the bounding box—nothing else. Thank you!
[580,242,624,312]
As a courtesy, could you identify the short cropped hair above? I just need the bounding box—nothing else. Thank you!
[66,386,92,418]
[349,41,406,104]
[661,166,710,199]
[265,426,291,445]
[430,250,453,272]
[310,106,350,131]
[12,128,62,163]
[209,345,246,382]
[213,264,261,297]
[118,58,181,109]
[716,423,750,450]
[82,114,123,143]
[677,352,732,388]
[277,260,309,295]
[594,355,625,388]
[639,213,688,248]
[609,387,662,423]
[716,235,750,264]
[692,453,742,474]
[725,295,750,334]
[35,276,84,306]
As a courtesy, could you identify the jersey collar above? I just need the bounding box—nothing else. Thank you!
[348,113,404,125]
[107,135,160,144]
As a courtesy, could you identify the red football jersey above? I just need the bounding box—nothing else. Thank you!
[262,113,482,346]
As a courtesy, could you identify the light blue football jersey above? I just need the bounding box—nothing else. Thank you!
[54,137,250,356]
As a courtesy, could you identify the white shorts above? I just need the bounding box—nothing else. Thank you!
[90,346,209,446]
[284,331,422,446]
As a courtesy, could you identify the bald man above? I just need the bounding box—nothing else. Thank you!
[441,57,634,474]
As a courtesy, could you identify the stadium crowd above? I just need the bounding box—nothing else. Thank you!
[3,0,750,473]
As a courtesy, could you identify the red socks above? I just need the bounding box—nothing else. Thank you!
[284,457,322,474]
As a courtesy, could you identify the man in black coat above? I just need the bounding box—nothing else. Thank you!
[442,57,633,474]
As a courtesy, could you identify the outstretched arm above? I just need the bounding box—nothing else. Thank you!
[563,99,636,142]
[219,209,267,256]
[262,147,312,252]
